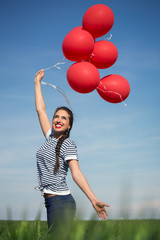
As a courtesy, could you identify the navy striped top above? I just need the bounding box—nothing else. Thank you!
[36,129,78,195]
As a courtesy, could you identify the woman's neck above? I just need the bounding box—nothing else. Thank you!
[53,131,63,139]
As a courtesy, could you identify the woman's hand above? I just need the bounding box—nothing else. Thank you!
[35,69,44,83]
[92,200,110,220]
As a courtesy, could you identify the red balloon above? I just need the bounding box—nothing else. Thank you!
[89,40,118,69]
[82,4,114,38]
[62,27,94,62]
[97,74,130,103]
[67,62,100,94]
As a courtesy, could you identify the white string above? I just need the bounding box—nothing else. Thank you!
[103,34,113,41]
[41,57,73,110]
[41,81,72,110]
[97,81,127,107]
[107,34,112,40]
[44,57,66,71]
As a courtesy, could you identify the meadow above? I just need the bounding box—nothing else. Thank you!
[0,219,160,240]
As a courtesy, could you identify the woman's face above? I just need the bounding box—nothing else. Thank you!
[52,109,70,136]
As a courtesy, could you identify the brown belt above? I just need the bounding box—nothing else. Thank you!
[43,193,56,199]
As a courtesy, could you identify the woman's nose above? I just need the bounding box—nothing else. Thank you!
[56,117,61,122]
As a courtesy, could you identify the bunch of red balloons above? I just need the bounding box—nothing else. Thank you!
[62,4,130,104]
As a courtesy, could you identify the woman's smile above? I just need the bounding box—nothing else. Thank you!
[55,123,63,129]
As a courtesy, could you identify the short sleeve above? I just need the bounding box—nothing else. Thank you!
[62,139,79,162]
[45,128,53,140]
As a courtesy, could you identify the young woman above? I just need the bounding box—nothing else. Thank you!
[35,69,110,231]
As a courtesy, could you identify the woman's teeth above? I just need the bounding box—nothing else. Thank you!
[56,124,62,128]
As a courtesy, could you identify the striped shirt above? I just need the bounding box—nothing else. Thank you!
[36,129,78,195]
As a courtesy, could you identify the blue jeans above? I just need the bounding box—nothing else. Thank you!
[45,194,76,232]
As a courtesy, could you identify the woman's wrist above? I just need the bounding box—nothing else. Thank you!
[34,78,41,84]
[89,194,99,205]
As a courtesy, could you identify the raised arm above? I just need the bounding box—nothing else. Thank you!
[34,70,51,136]
[68,160,110,220]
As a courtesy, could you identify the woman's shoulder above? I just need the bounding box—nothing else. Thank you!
[45,128,53,139]
[63,137,77,147]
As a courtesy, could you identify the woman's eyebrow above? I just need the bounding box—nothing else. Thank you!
[62,115,68,119]
[54,114,68,118]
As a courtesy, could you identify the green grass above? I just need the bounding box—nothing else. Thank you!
[0,219,160,240]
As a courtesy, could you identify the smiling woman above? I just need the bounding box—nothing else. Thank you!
[52,108,72,138]
[34,69,110,232]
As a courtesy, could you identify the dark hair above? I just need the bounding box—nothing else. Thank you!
[53,106,74,173]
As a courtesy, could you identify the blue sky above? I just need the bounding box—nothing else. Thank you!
[0,0,160,220]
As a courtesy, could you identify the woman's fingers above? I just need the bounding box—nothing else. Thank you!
[97,210,107,220]
[94,201,110,220]
[35,69,44,82]
[35,69,44,76]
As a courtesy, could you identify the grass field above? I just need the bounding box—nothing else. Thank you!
[0,219,160,240]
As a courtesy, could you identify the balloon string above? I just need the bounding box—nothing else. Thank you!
[44,57,66,71]
[41,81,72,110]
[103,34,112,41]
[97,81,127,107]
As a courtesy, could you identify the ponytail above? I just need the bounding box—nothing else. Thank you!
[54,129,70,173]
[53,106,74,173]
